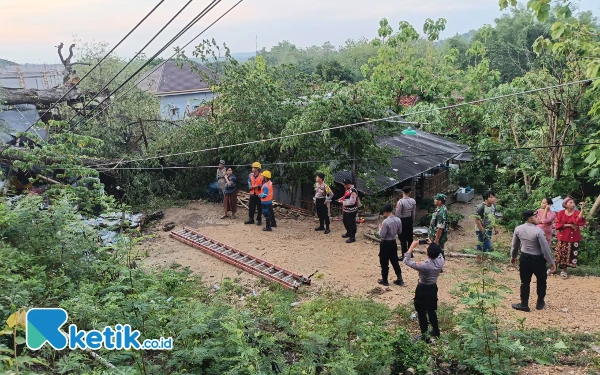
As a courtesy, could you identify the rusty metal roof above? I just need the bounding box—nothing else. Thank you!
[334,130,469,194]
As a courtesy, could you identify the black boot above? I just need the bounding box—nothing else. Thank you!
[377,279,389,286]
[536,300,546,310]
[256,220,262,226]
[511,303,531,312]
[393,276,405,286]
[244,219,255,225]
[346,237,356,243]
[341,233,350,238]
[324,227,330,235]
[315,226,325,231]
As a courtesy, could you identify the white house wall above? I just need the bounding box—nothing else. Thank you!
[160,92,215,120]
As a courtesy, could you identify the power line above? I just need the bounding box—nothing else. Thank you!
[75,0,244,129]
[94,142,600,171]
[68,0,224,132]
[67,0,194,127]
[19,0,167,135]
[88,76,600,168]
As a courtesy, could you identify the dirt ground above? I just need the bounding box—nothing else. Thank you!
[141,200,600,334]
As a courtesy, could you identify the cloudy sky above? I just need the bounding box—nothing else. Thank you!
[1,0,598,64]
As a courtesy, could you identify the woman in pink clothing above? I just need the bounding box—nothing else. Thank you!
[555,197,586,279]
[536,197,556,245]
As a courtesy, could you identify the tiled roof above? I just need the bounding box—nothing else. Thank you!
[139,60,214,95]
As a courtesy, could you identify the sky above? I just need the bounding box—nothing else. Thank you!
[0,0,599,64]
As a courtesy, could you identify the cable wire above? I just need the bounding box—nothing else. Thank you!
[88,76,600,168]
[73,0,244,129]
[68,0,224,132]
[94,142,600,171]
[19,0,167,135]
[67,0,195,126]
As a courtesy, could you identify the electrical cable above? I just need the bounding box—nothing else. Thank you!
[88,76,600,168]
[19,0,167,136]
[68,0,224,132]
[67,0,195,126]
[75,0,244,129]
[93,142,600,171]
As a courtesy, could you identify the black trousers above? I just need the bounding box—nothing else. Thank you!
[380,240,402,282]
[414,283,439,335]
[261,203,276,228]
[315,198,330,228]
[519,253,548,306]
[248,194,262,222]
[342,211,357,238]
[398,217,414,255]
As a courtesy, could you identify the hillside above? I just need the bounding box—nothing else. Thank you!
[0,58,17,67]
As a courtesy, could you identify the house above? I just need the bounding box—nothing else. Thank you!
[138,60,215,120]
[0,64,60,142]
[333,129,470,201]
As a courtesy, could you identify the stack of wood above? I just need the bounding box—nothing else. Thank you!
[237,191,315,218]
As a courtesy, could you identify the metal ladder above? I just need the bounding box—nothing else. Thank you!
[170,227,313,290]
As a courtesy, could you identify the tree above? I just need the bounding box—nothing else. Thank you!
[313,60,354,82]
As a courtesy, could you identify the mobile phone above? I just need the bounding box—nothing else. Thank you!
[419,239,429,245]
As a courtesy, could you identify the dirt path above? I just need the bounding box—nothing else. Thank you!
[141,201,600,333]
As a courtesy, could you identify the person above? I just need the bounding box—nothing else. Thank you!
[475,190,499,253]
[314,173,334,234]
[404,239,445,342]
[338,178,359,243]
[244,162,264,226]
[510,210,556,312]
[396,186,417,259]
[259,170,277,231]
[428,194,448,251]
[222,168,238,219]
[216,160,227,202]
[378,203,405,286]
[555,197,586,279]
[536,198,556,245]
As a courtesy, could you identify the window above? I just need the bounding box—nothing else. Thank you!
[169,107,180,118]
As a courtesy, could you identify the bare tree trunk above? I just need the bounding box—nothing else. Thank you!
[509,119,532,194]
[589,193,600,219]
[0,87,80,106]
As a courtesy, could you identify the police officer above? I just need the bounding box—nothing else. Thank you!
[244,162,264,226]
[314,173,334,234]
[510,210,556,312]
[338,178,358,243]
[378,203,404,286]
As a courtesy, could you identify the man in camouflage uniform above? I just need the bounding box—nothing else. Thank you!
[428,193,448,251]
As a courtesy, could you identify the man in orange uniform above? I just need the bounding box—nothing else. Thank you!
[245,162,264,226]
[259,170,277,231]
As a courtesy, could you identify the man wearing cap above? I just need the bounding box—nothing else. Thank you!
[429,194,448,251]
[338,179,359,243]
[245,162,264,226]
[314,173,334,234]
[378,203,405,286]
[216,160,227,202]
[510,210,556,312]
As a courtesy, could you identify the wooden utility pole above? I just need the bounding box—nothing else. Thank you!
[138,118,148,149]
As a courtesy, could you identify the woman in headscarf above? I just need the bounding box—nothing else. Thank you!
[536,197,556,245]
[555,197,586,279]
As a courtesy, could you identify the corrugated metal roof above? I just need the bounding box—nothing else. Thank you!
[0,105,48,142]
[0,64,64,90]
[138,61,214,95]
[334,130,469,194]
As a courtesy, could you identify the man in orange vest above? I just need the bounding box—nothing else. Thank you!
[259,170,277,231]
[245,162,264,226]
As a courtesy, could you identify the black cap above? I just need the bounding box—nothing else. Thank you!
[522,210,536,220]
[402,186,412,193]
[382,203,393,213]
[316,172,325,180]
[342,178,352,185]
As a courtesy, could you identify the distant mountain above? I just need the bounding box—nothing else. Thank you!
[0,58,17,67]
